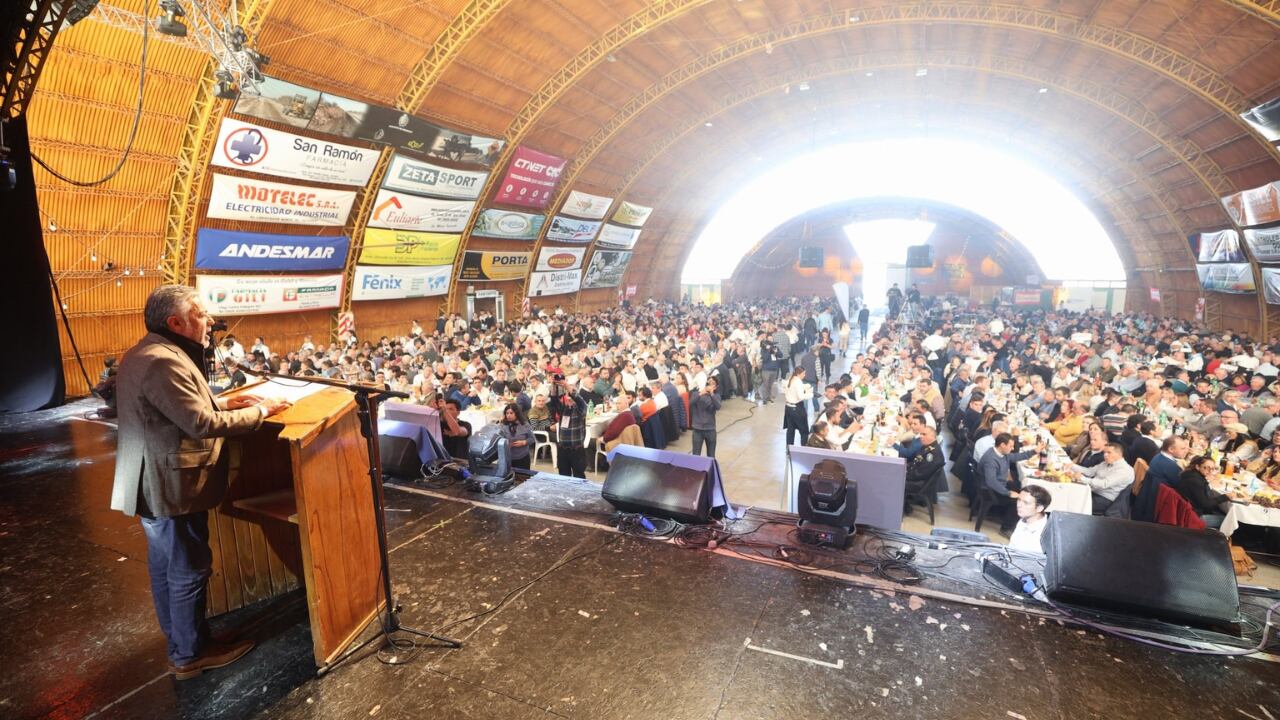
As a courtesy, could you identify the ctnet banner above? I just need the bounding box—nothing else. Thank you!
[560,190,613,219]
[382,154,488,200]
[358,228,459,266]
[352,265,452,300]
[472,208,545,240]
[493,146,565,209]
[195,228,348,272]
[211,118,378,186]
[207,174,355,227]
[196,274,343,315]
[367,189,474,232]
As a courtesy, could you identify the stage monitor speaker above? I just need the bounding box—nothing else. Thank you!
[1041,513,1238,629]
[905,244,934,268]
[602,453,711,523]
[379,435,423,480]
[798,246,824,268]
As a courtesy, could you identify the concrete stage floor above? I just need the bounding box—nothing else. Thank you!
[1,402,1278,720]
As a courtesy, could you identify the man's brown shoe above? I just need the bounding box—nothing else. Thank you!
[172,639,255,680]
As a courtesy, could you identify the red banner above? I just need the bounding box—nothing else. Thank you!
[494,146,566,209]
[1149,288,1161,303]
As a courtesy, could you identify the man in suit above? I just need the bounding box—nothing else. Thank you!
[112,285,289,680]
[978,432,1042,532]
[1133,435,1189,523]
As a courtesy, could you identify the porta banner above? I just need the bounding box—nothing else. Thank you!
[207,174,356,227]
[527,269,582,297]
[1195,229,1245,263]
[358,228,459,266]
[611,201,653,227]
[493,146,565,209]
[582,250,632,289]
[459,250,530,281]
[196,273,342,315]
[1196,262,1256,293]
[352,264,452,300]
[560,190,613,220]
[535,246,586,272]
[545,215,601,243]
[472,208,545,240]
[367,190,474,233]
[1244,226,1280,263]
[211,118,379,186]
[1221,181,1280,227]
[1149,288,1161,303]
[194,228,348,272]
[596,223,641,249]
[382,154,488,200]
[832,282,850,321]
[1263,269,1280,305]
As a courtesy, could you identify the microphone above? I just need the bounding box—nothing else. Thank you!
[209,320,229,332]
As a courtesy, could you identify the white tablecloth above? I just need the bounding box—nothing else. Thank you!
[1022,478,1093,515]
[1220,502,1280,537]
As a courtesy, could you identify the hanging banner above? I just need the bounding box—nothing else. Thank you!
[358,228,459,266]
[1243,226,1280,263]
[1149,288,1161,303]
[337,311,355,337]
[211,118,378,186]
[527,269,582,297]
[545,215,602,243]
[459,250,531,281]
[611,200,654,227]
[1195,297,1206,321]
[626,285,638,298]
[1196,263,1256,293]
[535,246,586,272]
[427,131,505,168]
[367,190,475,232]
[206,174,356,227]
[353,105,443,154]
[232,77,320,129]
[493,146,565,209]
[1222,181,1280,227]
[1194,228,1246,263]
[560,190,613,219]
[352,264,452,301]
[382,154,488,200]
[305,92,371,138]
[1262,268,1280,305]
[1013,289,1041,306]
[1241,97,1280,143]
[582,250,633,289]
[195,273,343,315]
[194,228,348,272]
[596,223,641,249]
[472,208,545,240]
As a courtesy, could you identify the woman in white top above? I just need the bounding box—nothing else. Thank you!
[837,320,851,356]
[784,367,814,446]
[1008,485,1053,553]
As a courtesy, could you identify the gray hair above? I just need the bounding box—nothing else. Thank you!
[144,284,198,333]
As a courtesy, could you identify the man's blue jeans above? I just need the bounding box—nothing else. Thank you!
[140,511,212,665]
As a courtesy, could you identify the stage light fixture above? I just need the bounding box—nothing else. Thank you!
[60,0,101,27]
[155,0,188,37]
[225,25,248,52]
[796,459,858,548]
[214,70,238,99]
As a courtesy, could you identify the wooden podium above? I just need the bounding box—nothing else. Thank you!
[207,382,384,669]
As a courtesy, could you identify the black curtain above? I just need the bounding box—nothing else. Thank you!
[0,116,66,412]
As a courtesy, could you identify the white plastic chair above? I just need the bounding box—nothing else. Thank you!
[533,430,556,467]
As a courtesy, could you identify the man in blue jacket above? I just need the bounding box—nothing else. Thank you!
[978,432,1043,533]
[1132,435,1188,522]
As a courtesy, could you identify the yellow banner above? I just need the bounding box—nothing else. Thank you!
[358,228,460,266]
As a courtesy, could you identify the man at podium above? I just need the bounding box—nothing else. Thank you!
[110,285,289,680]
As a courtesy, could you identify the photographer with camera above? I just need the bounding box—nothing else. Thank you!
[550,372,588,478]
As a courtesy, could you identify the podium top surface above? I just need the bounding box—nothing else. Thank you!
[224,380,356,446]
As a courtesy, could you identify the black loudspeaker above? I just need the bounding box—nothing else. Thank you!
[1041,513,1238,630]
[905,244,934,268]
[379,435,424,480]
[798,246,824,268]
[602,453,711,523]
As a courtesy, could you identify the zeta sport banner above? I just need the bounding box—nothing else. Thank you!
[195,228,348,272]
[535,246,586,272]
[472,208,545,240]
[211,118,378,186]
[367,189,474,233]
[1222,181,1280,227]
[582,250,632,289]
[196,273,343,315]
[560,190,613,220]
[527,269,582,297]
[352,265,452,301]
[459,250,531,281]
[1197,263,1256,293]
[1195,228,1245,263]
[493,145,565,209]
[596,223,641,249]
[382,154,488,200]
[358,228,459,266]
[207,174,356,227]
[545,215,601,243]
[1244,226,1280,263]
[611,200,653,227]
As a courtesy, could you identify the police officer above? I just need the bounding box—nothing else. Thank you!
[904,425,944,512]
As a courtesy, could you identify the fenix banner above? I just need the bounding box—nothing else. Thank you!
[211,117,378,186]
[196,273,343,315]
[195,228,348,272]
[358,228,460,266]
[207,174,356,227]
[352,264,452,300]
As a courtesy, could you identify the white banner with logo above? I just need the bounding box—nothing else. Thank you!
[196,273,343,315]
[596,223,641,249]
[560,190,613,219]
[527,269,582,297]
[545,215,602,243]
[1262,268,1280,305]
[535,246,586,272]
[211,118,379,186]
[207,174,356,226]
[382,153,488,200]
[612,200,653,227]
[352,264,452,300]
[1244,226,1280,263]
[367,189,475,232]
[1196,262,1256,293]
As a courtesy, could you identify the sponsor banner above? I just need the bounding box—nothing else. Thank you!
[1245,226,1280,263]
[596,223,641,249]
[611,200,653,227]
[195,228,348,272]
[367,190,474,233]
[1195,228,1246,263]
[352,264,452,301]
[472,208,545,240]
[527,269,582,297]
[306,92,371,138]
[1195,297,1206,321]
[1013,289,1041,306]
[626,285,637,298]
[353,105,443,155]
[545,215,601,243]
[383,154,488,200]
[232,77,320,129]
[211,117,378,186]
[535,246,586,272]
[560,190,613,219]
[427,131,505,168]
[459,250,531,281]
[207,174,355,227]
[1222,181,1280,227]
[494,145,565,209]
[582,250,633,289]
[1149,288,1161,303]
[358,228,459,266]
[196,273,342,315]
[1263,268,1280,305]
[1241,97,1280,143]
[1196,263,1256,294]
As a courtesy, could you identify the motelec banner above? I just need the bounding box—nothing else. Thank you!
[352,264,452,301]
[494,145,565,209]
[472,208,545,240]
[1197,263,1256,294]
[1244,226,1280,263]
[382,154,488,200]
[527,269,582,297]
[207,174,356,227]
[596,223,641,249]
[535,246,586,272]
[367,190,475,233]
[1195,228,1245,263]
[545,215,601,243]
[196,273,343,315]
[358,228,459,266]
[1263,268,1280,305]
[211,118,378,186]
[560,190,613,219]
[611,200,653,227]
[459,250,531,281]
[195,229,348,272]
[582,250,632,289]
[1222,181,1280,227]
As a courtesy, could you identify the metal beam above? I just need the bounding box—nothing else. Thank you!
[1219,0,1280,27]
[3,0,69,119]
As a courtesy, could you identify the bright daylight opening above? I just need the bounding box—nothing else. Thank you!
[845,218,936,309]
[685,137,1125,287]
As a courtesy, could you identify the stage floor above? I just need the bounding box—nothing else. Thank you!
[1,403,1278,720]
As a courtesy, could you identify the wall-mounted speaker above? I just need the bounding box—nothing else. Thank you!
[798,246,824,268]
[905,244,935,268]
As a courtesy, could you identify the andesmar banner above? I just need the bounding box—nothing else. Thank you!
[1196,263,1256,293]
[1262,268,1280,305]
[207,174,356,227]
[195,228,348,272]
[382,154,488,200]
[211,118,378,186]
[1195,228,1245,263]
[472,208,545,240]
[1244,226,1280,263]
[560,190,613,220]
[611,201,653,227]
[1221,181,1280,227]
[352,264,452,301]
[535,246,586,272]
[582,250,632,289]
[459,250,531,281]
[493,145,565,209]
[196,273,343,315]
[527,269,582,297]
[367,189,475,233]
[596,223,641,249]
[545,215,601,243]
[358,228,459,266]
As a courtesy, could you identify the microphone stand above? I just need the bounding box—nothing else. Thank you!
[242,369,463,671]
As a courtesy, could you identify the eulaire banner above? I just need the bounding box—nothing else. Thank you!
[494,145,565,209]
[382,154,488,200]
[527,269,582,297]
[535,246,586,272]
[560,190,613,219]
[207,174,356,227]
[194,228,348,272]
[352,264,452,301]
[545,215,601,243]
[1244,226,1280,263]
[472,208,545,240]
[196,273,343,315]
[211,117,379,186]
[358,228,460,266]
[581,250,632,289]
[1262,268,1280,305]
[596,223,641,249]
[367,190,475,233]
[1194,228,1245,263]
[611,200,653,227]
[459,250,531,281]
[1222,181,1280,227]
[1196,262,1256,294]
